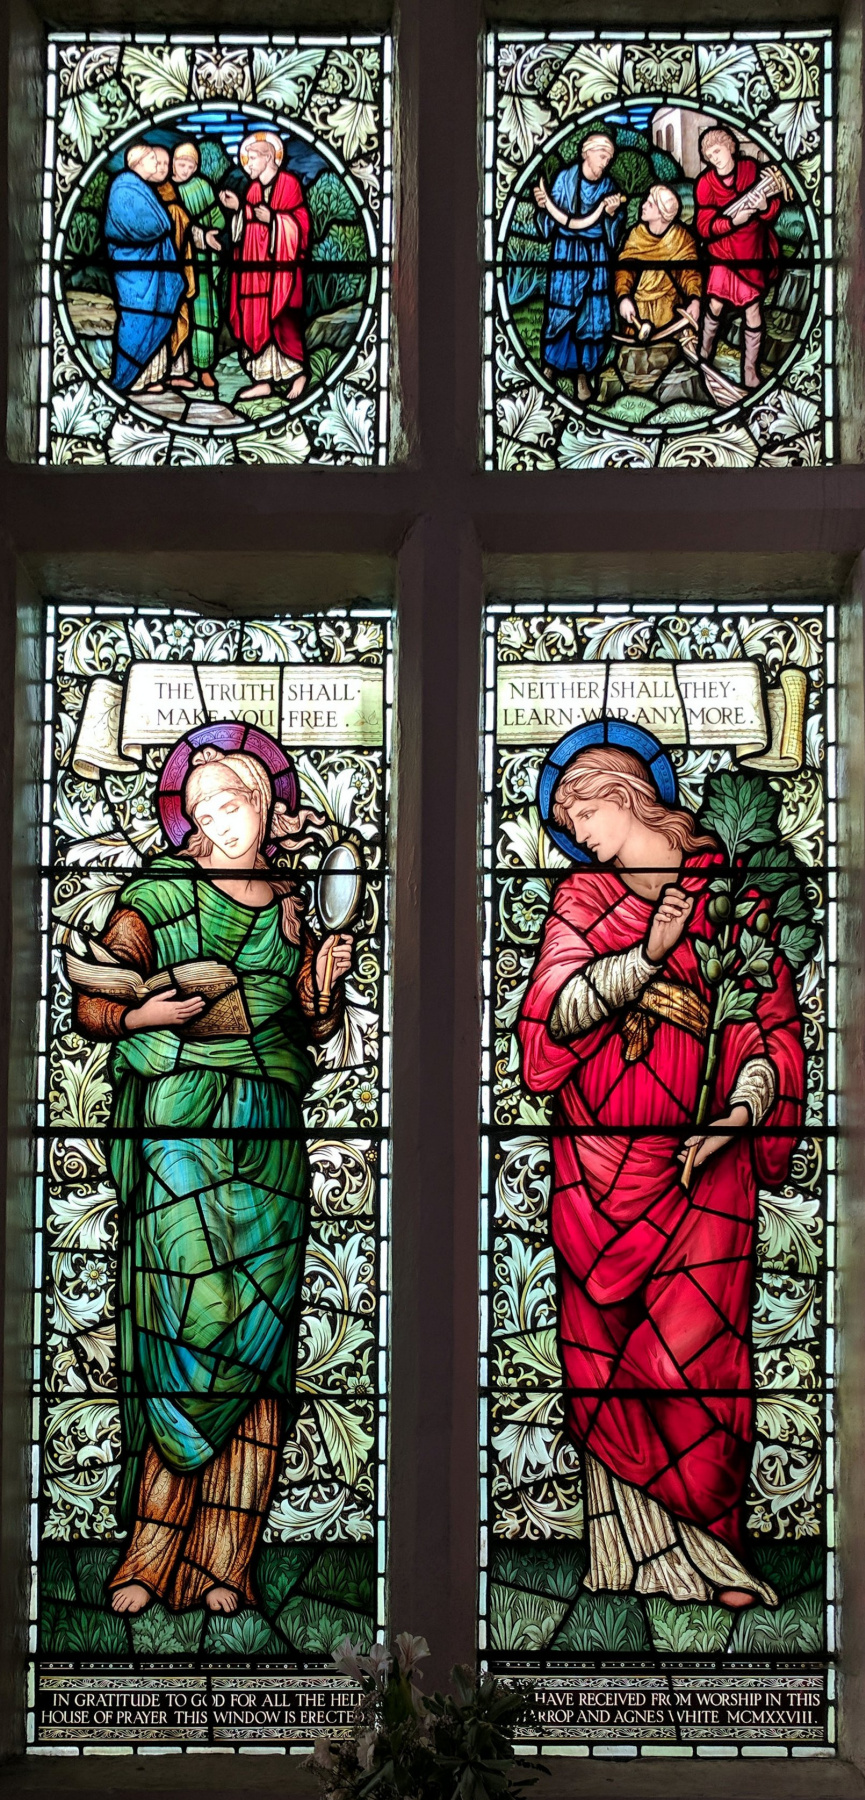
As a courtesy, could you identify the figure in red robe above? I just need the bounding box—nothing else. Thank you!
[695,126,782,390]
[518,746,804,1608]
[220,131,310,402]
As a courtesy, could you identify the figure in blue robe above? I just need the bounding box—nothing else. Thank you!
[105,150,186,392]
[538,144,626,394]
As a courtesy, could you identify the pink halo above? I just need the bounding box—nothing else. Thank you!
[157,721,300,856]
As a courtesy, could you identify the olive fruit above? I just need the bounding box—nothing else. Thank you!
[712,893,731,920]
[754,911,770,935]
[705,957,722,982]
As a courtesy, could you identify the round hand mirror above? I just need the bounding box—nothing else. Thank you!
[316,840,365,934]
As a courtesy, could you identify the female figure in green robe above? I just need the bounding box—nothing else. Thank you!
[73,743,351,1616]
[171,143,225,389]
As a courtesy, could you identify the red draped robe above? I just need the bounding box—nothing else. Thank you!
[518,854,803,1567]
[695,159,781,307]
[229,169,310,367]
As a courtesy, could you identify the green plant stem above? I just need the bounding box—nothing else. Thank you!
[693,919,731,1133]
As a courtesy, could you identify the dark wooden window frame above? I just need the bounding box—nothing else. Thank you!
[2,0,865,1794]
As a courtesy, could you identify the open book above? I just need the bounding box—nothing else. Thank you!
[65,947,251,1039]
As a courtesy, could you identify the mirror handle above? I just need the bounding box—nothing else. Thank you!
[319,939,336,1011]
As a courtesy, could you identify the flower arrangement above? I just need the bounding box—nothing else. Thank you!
[309,1634,541,1800]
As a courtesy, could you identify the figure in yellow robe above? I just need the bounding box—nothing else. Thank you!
[615,184,702,334]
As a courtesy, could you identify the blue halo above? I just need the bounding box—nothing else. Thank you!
[537,720,678,864]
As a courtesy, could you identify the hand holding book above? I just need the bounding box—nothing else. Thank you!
[125,988,206,1032]
[65,950,252,1039]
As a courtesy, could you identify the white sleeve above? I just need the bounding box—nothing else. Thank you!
[729,1057,776,1125]
[231,206,244,243]
[550,945,656,1042]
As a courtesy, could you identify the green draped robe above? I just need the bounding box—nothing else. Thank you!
[108,857,316,1524]
[177,175,225,374]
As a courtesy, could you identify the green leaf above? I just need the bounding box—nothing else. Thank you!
[304,1544,375,1613]
[737,928,775,988]
[42,1543,76,1603]
[715,983,758,1025]
[729,1585,823,1654]
[779,919,819,971]
[646,1597,733,1654]
[737,927,762,964]
[775,884,808,922]
[698,770,779,859]
[205,1609,286,1658]
[552,1593,649,1652]
[745,842,795,892]
[489,1585,567,1651]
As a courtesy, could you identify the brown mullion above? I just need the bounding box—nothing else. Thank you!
[386,0,484,1688]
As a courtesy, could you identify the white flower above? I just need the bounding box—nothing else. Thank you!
[394,1632,430,1677]
[692,618,719,650]
[331,1635,363,1679]
[359,1641,392,1685]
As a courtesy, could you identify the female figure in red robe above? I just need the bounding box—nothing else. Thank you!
[695,126,782,390]
[519,745,804,1607]
[220,132,310,402]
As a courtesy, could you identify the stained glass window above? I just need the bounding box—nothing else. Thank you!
[39,33,392,466]
[484,30,835,469]
[31,603,391,1748]
[480,601,836,1753]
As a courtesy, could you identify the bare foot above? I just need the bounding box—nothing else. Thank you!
[170,378,195,389]
[110,1583,151,1615]
[577,373,593,403]
[718,1588,757,1609]
[287,373,307,401]
[201,372,216,389]
[142,383,165,395]
[238,381,273,399]
[205,1586,239,1614]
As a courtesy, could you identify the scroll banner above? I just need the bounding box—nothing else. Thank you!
[497,659,808,772]
[72,663,384,779]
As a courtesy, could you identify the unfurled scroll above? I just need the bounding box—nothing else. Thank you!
[496,658,807,769]
[72,662,384,777]
[739,667,809,772]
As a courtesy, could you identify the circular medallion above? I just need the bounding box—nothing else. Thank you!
[498,98,818,438]
[56,103,377,440]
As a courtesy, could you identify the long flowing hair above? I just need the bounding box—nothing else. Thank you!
[181,747,303,941]
[552,745,715,854]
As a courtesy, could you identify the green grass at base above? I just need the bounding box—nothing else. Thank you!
[39,1537,376,1660]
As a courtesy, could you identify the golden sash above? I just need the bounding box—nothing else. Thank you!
[620,980,710,1064]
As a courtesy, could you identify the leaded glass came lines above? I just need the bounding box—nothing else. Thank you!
[478,602,837,1754]
[30,604,392,1750]
[40,33,392,466]
[483,31,835,468]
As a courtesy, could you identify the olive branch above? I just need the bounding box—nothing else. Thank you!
[682,770,818,1190]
